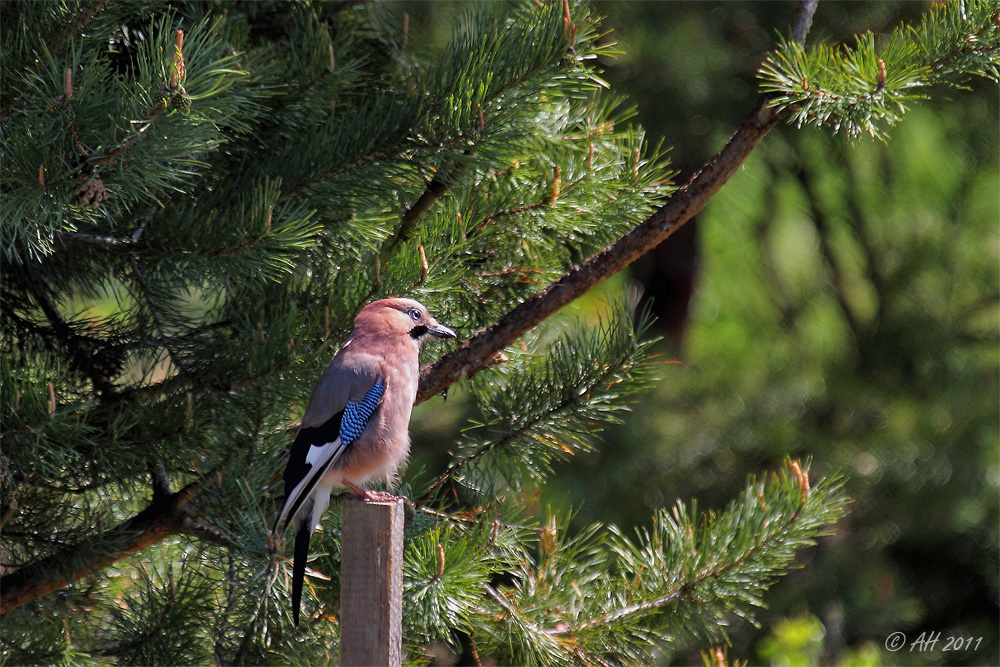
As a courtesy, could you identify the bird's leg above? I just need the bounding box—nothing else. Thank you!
[343,480,400,503]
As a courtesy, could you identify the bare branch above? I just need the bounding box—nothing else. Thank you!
[59,231,132,249]
[791,0,819,46]
[383,173,455,255]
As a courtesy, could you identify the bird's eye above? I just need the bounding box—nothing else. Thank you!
[408,308,421,321]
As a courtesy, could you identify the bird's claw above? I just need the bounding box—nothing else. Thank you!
[343,481,401,503]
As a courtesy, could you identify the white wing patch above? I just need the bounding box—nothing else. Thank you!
[306,439,343,467]
[275,437,348,533]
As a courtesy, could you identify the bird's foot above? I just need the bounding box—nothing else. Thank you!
[343,481,401,503]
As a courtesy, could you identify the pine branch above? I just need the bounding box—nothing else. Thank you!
[419,305,655,500]
[129,256,188,377]
[0,0,106,121]
[469,166,595,236]
[759,0,999,139]
[99,559,216,665]
[84,101,169,170]
[277,1,582,205]
[416,94,782,403]
[264,44,337,121]
[0,317,340,614]
[468,462,848,663]
[276,136,412,204]
[0,473,206,614]
[383,169,459,255]
[410,0,994,401]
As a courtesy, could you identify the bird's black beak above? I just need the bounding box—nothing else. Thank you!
[427,322,457,339]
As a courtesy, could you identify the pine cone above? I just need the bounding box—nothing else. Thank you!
[47,94,67,113]
[73,176,107,209]
[171,85,191,112]
[89,346,125,380]
[153,85,171,109]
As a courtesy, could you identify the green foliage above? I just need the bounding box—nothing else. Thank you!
[756,614,827,667]
[402,514,526,650]
[759,0,999,139]
[101,558,215,665]
[455,461,847,665]
[436,302,662,495]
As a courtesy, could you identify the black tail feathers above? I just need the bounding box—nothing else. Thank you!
[291,526,311,625]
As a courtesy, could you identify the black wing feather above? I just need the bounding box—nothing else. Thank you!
[273,409,344,534]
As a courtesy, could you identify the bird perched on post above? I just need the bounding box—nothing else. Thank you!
[273,297,456,625]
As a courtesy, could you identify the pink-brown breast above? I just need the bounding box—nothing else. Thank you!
[323,337,421,488]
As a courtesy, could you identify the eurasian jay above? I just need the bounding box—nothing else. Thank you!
[273,297,456,625]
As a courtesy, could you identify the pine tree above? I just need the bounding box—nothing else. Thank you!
[1,1,994,664]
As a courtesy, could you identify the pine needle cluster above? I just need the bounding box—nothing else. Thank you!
[759,0,999,139]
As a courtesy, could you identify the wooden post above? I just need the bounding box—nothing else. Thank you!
[340,497,404,667]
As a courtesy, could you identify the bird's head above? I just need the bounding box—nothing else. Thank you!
[354,298,457,345]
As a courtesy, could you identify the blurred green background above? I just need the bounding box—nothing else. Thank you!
[406,2,998,665]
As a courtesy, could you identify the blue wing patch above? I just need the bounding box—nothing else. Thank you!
[340,379,385,445]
